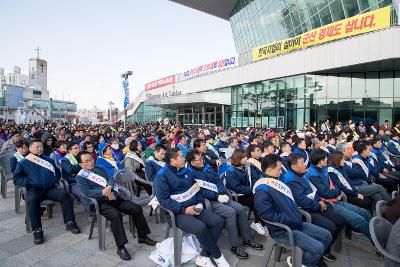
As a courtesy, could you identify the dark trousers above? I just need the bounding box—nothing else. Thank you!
[375,174,399,193]
[346,194,373,212]
[99,198,150,247]
[309,205,345,250]
[175,209,224,259]
[27,187,75,231]
[237,195,262,224]
[134,180,153,197]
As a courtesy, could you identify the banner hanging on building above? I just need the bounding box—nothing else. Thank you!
[182,57,236,80]
[122,80,129,109]
[145,75,176,91]
[253,6,391,62]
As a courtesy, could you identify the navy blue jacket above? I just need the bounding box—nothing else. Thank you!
[387,140,400,156]
[371,147,393,172]
[154,164,203,214]
[60,155,81,184]
[307,165,341,199]
[10,153,23,174]
[224,165,252,196]
[248,162,263,188]
[144,157,163,181]
[328,165,358,196]
[351,154,374,184]
[254,176,302,232]
[282,169,320,212]
[13,154,60,190]
[293,147,310,167]
[75,166,117,201]
[188,164,226,201]
[213,140,229,159]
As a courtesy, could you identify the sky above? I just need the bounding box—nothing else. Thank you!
[0,0,237,110]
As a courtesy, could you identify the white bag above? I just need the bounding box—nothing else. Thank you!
[149,234,201,266]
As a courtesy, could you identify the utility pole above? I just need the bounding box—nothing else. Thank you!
[108,101,114,122]
[121,71,133,131]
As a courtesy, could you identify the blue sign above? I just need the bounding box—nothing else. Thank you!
[122,80,129,109]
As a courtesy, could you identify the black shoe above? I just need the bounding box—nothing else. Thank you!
[117,246,131,261]
[317,259,328,267]
[231,246,248,259]
[33,229,44,245]
[323,252,336,262]
[242,239,264,250]
[138,236,157,246]
[66,221,81,234]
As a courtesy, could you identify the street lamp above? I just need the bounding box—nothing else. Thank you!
[121,71,133,132]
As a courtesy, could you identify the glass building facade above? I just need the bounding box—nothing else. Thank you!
[229,71,400,129]
[128,1,400,129]
[230,0,397,64]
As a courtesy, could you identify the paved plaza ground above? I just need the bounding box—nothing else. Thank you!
[0,180,384,267]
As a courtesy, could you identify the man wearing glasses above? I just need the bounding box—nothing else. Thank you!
[75,151,156,261]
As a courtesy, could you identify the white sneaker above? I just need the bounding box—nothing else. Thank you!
[196,255,214,267]
[287,256,293,267]
[287,256,306,267]
[214,254,230,267]
[250,222,266,236]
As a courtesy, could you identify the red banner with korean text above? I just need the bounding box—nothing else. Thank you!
[145,75,176,91]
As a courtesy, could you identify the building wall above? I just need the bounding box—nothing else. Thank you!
[29,58,47,90]
[230,0,396,64]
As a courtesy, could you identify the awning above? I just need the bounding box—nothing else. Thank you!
[145,92,231,107]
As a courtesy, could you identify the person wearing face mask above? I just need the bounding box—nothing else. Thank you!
[13,139,80,245]
[96,143,122,177]
[110,138,124,163]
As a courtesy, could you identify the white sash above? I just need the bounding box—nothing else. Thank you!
[370,152,378,162]
[321,146,330,154]
[78,169,107,187]
[25,153,55,174]
[206,143,219,158]
[253,178,294,202]
[327,167,352,190]
[281,164,287,172]
[14,151,24,161]
[248,158,262,171]
[327,144,336,151]
[382,152,394,167]
[352,158,369,177]
[345,161,352,168]
[196,179,218,193]
[147,156,165,167]
[170,182,200,203]
[389,140,400,152]
[307,180,318,200]
[77,169,120,192]
[304,151,309,166]
[125,152,145,166]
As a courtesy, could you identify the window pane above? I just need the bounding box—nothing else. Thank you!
[319,6,333,25]
[380,71,394,98]
[342,0,360,17]
[395,71,400,98]
[366,72,379,98]
[327,74,339,100]
[352,73,365,99]
[330,0,346,21]
[315,75,327,98]
[339,73,352,99]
